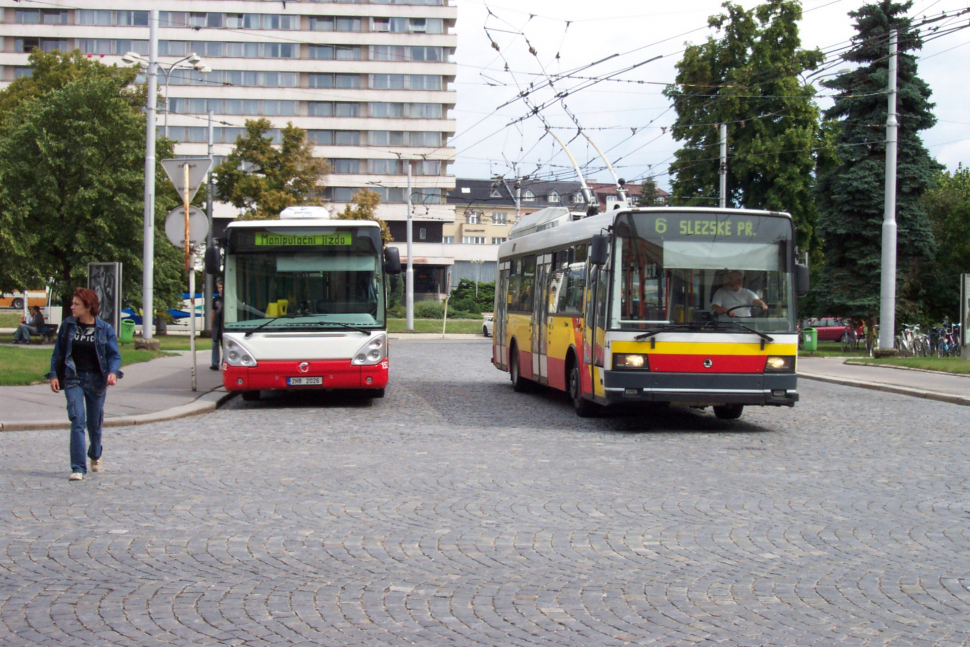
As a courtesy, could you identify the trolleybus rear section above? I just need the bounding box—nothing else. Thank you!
[215,207,400,399]
[493,207,807,417]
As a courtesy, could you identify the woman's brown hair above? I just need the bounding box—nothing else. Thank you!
[73,287,100,317]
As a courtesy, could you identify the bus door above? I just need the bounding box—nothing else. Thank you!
[532,255,551,383]
[584,263,609,398]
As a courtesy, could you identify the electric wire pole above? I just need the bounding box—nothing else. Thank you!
[879,29,899,351]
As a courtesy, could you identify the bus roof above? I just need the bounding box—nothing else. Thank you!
[497,207,793,260]
[226,218,381,230]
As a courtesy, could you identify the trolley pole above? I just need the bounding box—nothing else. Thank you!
[879,29,899,351]
[406,159,414,331]
[141,9,158,340]
[719,123,727,209]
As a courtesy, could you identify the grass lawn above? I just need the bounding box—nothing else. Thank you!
[847,356,970,374]
[388,318,485,334]
[0,346,175,386]
[0,313,21,328]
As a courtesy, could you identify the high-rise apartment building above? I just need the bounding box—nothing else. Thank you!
[0,0,457,292]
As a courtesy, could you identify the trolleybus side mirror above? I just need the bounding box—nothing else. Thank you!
[795,263,810,296]
[204,246,222,276]
[384,247,402,274]
[590,234,609,266]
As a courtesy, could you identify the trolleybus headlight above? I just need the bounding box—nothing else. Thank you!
[352,334,388,366]
[224,338,257,368]
[613,353,650,370]
[764,356,795,372]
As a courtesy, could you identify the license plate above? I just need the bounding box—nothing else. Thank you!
[286,377,322,386]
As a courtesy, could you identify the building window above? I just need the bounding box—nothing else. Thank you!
[419,228,427,240]
[465,213,480,224]
[15,10,41,24]
[491,212,507,225]
[442,236,454,244]
[492,237,507,245]
[523,190,536,202]
[548,191,560,203]
[330,159,360,174]
[462,237,486,245]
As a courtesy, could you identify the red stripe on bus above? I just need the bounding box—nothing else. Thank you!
[648,354,767,373]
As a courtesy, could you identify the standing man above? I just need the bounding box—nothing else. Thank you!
[210,279,224,371]
[711,270,768,318]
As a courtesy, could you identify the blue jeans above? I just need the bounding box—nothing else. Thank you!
[66,372,107,474]
[13,325,37,343]
[211,337,221,368]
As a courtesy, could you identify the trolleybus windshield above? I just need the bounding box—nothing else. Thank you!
[223,226,386,331]
[610,212,795,333]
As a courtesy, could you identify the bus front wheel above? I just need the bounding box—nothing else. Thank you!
[241,390,260,402]
[569,365,597,418]
[510,347,530,393]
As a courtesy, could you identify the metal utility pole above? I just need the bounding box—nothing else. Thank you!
[141,9,158,340]
[879,29,899,351]
[204,110,214,332]
[405,159,414,331]
[719,123,728,209]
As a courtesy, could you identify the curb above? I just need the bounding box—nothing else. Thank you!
[799,372,970,407]
[843,360,970,379]
[0,390,237,432]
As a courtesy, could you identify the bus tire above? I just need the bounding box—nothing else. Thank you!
[370,389,385,399]
[569,364,597,417]
[241,390,260,402]
[713,404,743,420]
[509,346,530,393]
[11,298,23,309]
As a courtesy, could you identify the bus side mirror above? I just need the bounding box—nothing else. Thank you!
[204,246,222,275]
[590,234,609,266]
[384,247,402,274]
[796,263,810,296]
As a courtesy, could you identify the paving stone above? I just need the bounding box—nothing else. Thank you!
[1,339,969,645]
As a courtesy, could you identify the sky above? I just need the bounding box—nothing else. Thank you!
[449,0,970,191]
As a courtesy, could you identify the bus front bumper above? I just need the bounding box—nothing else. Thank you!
[602,371,798,407]
[223,359,389,392]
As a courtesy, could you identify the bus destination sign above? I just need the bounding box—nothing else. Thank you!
[618,212,791,243]
[254,231,352,246]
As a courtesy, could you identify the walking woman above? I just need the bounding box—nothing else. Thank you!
[47,288,123,482]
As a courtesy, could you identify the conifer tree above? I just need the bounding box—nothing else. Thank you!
[815,0,939,323]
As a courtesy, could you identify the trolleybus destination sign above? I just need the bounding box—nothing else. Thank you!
[616,212,790,242]
[254,232,352,247]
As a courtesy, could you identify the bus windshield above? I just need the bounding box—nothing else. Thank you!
[224,226,385,331]
[609,212,795,333]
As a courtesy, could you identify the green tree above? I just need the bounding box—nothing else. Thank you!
[636,178,660,207]
[0,50,184,312]
[663,0,825,249]
[922,166,970,321]
[814,0,939,324]
[450,278,495,311]
[336,188,392,243]
[214,118,328,220]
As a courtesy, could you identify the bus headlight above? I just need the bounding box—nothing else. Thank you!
[613,353,650,370]
[352,334,387,366]
[764,356,795,372]
[224,338,257,367]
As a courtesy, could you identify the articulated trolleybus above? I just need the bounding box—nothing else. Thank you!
[214,206,401,401]
[493,207,809,418]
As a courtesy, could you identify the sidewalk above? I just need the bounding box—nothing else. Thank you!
[0,351,229,432]
[798,356,970,407]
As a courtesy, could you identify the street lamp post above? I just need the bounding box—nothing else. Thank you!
[122,51,210,139]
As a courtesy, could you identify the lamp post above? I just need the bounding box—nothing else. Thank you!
[122,51,210,138]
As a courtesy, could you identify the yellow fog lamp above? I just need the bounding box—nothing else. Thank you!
[764,356,795,372]
[613,353,650,370]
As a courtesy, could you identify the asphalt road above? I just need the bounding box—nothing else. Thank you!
[2,339,969,646]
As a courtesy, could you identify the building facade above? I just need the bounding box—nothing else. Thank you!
[0,0,457,288]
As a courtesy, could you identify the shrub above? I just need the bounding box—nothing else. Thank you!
[414,301,445,319]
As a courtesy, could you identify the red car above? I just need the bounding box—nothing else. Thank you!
[806,317,864,342]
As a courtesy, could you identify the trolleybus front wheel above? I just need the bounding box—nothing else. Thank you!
[569,365,597,418]
[713,404,743,420]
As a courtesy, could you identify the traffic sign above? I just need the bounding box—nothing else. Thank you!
[160,158,213,203]
[165,206,209,247]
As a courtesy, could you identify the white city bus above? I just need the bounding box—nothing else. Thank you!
[493,206,809,418]
[214,206,401,401]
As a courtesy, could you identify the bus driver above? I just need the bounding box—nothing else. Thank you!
[711,270,768,318]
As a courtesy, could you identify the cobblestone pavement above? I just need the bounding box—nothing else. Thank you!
[2,339,969,646]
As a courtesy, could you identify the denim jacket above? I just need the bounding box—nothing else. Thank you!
[46,317,124,381]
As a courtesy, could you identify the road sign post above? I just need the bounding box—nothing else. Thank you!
[164,205,209,392]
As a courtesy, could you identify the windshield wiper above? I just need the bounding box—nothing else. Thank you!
[634,322,710,341]
[312,321,370,335]
[711,319,775,344]
[243,313,323,338]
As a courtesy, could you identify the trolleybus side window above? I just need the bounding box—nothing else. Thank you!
[508,255,536,312]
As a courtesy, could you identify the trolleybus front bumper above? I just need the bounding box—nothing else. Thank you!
[602,371,798,407]
[223,359,389,392]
